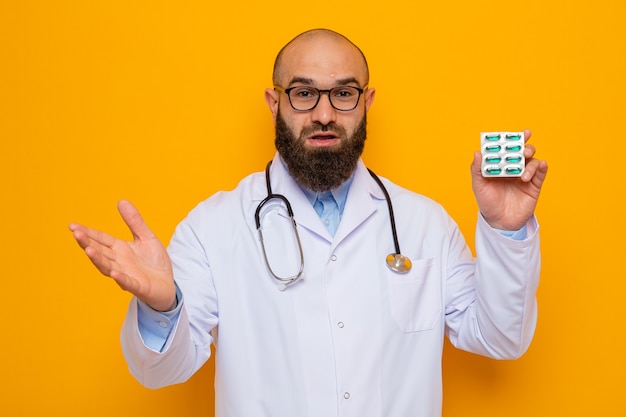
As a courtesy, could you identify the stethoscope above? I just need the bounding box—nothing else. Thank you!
[254,161,412,290]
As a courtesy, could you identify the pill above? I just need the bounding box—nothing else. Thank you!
[484,145,502,152]
[505,134,522,140]
[505,156,522,163]
[505,145,522,152]
[484,167,502,175]
[505,167,523,175]
[485,156,502,163]
[484,134,501,141]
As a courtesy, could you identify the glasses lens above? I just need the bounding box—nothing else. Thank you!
[328,87,361,110]
[287,86,361,111]
[288,87,319,111]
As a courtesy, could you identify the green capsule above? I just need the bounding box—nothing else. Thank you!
[485,156,502,163]
[505,156,522,163]
[485,167,502,175]
[485,145,501,152]
[485,134,501,141]
[505,134,522,140]
[506,167,523,175]
[505,145,522,152]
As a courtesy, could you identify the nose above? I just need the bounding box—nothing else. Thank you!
[310,92,337,126]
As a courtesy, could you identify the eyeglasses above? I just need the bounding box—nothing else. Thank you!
[274,85,367,112]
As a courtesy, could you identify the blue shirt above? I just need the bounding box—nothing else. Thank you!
[301,175,353,237]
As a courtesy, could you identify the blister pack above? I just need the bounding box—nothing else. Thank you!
[480,132,525,177]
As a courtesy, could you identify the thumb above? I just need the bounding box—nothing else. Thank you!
[117,199,155,242]
[470,151,483,178]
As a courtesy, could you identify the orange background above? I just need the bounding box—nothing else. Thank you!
[1,1,625,416]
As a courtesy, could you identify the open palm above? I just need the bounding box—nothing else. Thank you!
[70,200,176,312]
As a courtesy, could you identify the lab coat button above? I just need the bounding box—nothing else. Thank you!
[331,254,337,261]
[344,392,350,399]
[337,322,344,328]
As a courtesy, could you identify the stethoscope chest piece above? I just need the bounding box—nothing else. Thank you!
[386,253,412,273]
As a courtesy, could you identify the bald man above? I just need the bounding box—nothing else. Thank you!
[71,29,548,417]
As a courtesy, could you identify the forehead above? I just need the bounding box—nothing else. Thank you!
[276,36,368,87]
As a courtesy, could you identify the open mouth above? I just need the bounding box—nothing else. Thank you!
[307,132,340,147]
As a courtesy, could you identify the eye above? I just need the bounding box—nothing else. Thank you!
[332,87,357,99]
[291,87,318,99]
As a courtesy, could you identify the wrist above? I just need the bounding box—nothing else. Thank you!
[147,292,178,312]
[158,294,178,312]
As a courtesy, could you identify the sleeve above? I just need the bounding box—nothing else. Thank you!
[445,214,541,359]
[135,284,183,352]
[120,212,218,389]
[495,224,527,240]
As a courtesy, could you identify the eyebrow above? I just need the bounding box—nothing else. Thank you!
[287,76,361,87]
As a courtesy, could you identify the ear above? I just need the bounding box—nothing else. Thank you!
[265,88,280,123]
[364,88,375,113]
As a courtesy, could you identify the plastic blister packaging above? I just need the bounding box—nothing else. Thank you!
[480,132,525,177]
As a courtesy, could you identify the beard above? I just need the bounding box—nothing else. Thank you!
[274,110,367,192]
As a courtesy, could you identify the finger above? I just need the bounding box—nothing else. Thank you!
[69,224,91,250]
[117,200,156,242]
[470,151,483,176]
[109,268,156,304]
[524,143,536,159]
[531,160,549,188]
[83,244,118,277]
[522,158,549,183]
[70,223,118,249]
[71,225,124,271]
[71,227,112,257]
[523,129,532,143]
[521,158,539,182]
[109,268,137,293]
[69,223,92,246]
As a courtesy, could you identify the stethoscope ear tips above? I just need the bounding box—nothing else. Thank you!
[386,253,412,273]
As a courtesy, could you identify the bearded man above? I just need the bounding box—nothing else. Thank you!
[70,28,548,417]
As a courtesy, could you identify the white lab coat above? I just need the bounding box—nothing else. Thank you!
[121,153,541,417]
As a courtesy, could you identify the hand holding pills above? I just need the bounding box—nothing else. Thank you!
[471,129,549,231]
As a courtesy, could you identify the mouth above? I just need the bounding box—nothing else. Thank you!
[307,132,340,147]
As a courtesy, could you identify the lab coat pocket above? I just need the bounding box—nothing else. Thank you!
[387,257,441,333]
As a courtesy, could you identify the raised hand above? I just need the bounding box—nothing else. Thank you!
[471,130,549,231]
[69,200,176,312]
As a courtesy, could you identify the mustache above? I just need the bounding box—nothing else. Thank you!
[300,122,347,137]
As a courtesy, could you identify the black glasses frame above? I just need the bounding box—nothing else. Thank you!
[274,85,367,112]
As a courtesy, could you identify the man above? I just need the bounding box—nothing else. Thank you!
[70,28,549,417]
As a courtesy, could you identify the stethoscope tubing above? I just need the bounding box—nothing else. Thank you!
[366,168,401,256]
[255,160,411,290]
[254,163,305,288]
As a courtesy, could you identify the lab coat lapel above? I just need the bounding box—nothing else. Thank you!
[332,160,383,248]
